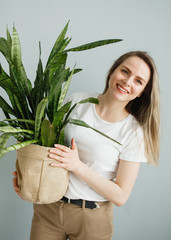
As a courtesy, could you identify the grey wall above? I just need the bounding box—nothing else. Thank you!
[0,0,171,239]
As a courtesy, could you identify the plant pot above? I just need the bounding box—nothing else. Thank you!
[16,144,69,204]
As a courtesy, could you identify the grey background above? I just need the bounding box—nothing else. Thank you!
[0,0,170,239]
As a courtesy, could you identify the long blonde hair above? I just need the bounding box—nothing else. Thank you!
[103,51,160,166]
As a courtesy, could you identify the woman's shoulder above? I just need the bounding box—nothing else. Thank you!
[125,114,144,139]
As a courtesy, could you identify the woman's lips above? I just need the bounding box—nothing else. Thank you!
[116,84,129,94]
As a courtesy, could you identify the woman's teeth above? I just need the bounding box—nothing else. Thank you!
[118,85,128,93]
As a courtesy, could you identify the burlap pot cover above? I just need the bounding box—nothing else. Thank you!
[16,144,69,204]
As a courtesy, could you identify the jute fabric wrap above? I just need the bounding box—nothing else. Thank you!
[16,144,69,204]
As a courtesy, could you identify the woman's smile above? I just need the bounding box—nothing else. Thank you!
[116,84,129,94]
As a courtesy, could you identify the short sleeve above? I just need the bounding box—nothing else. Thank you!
[119,126,147,163]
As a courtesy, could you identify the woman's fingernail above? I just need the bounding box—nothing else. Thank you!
[50,149,54,152]
[51,163,57,167]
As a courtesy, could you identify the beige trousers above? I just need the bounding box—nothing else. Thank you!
[30,200,114,240]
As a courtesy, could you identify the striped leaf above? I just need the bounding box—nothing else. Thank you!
[46,53,67,85]
[0,139,38,158]
[57,66,75,111]
[6,89,22,120]
[32,43,44,111]
[0,38,9,61]
[0,121,8,126]
[0,96,15,116]
[0,65,21,99]
[69,119,122,145]
[3,118,35,125]
[48,67,70,121]
[0,133,11,150]
[6,28,12,61]
[52,101,72,133]
[0,125,34,134]
[46,21,70,67]
[57,128,65,145]
[34,97,48,139]
[65,39,123,52]
[41,119,56,147]
[63,97,99,123]
[12,26,22,78]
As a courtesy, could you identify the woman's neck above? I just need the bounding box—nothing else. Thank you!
[95,93,129,122]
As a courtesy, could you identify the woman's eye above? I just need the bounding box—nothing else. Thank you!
[121,69,128,74]
[136,79,142,85]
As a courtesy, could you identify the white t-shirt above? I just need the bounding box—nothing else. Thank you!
[63,92,147,201]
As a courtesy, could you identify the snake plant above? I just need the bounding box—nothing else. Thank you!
[0,21,122,158]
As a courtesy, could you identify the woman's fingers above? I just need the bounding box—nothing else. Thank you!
[12,171,25,200]
[12,171,17,177]
[54,144,70,153]
[12,173,19,191]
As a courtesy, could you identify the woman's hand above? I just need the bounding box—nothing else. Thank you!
[12,171,25,200]
[49,138,83,172]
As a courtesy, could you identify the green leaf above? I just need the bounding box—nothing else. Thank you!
[57,128,65,145]
[32,43,44,111]
[57,65,75,111]
[73,68,82,74]
[13,94,31,121]
[11,26,22,77]
[0,125,34,134]
[6,27,12,61]
[0,64,21,99]
[0,121,8,127]
[34,97,48,139]
[46,53,67,85]
[69,119,122,145]
[0,38,9,62]
[40,119,56,147]
[0,133,11,151]
[63,97,99,124]
[48,67,70,121]
[52,101,72,132]
[3,118,35,125]
[0,96,15,116]
[65,39,123,52]
[0,139,38,159]
[46,21,70,66]
[5,89,22,120]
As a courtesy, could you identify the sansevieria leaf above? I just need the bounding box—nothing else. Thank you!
[63,97,99,124]
[0,125,34,135]
[0,133,11,150]
[0,139,38,158]
[46,20,70,67]
[34,97,48,139]
[65,39,123,52]
[57,66,75,111]
[69,119,122,145]
[0,96,15,116]
[41,119,56,147]
[11,27,22,75]
[3,119,35,125]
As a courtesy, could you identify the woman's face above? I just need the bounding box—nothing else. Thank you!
[107,56,151,104]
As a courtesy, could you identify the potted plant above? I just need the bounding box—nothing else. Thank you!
[0,21,122,203]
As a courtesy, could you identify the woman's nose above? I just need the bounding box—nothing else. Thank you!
[122,77,132,86]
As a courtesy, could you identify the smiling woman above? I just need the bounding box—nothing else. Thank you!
[103,51,160,165]
[13,51,160,240]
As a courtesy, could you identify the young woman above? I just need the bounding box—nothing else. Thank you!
[13,51,160,240]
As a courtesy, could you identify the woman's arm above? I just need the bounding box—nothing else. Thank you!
[50,139,140,206]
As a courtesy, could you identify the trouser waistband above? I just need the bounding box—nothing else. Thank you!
[60,196,100,210]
